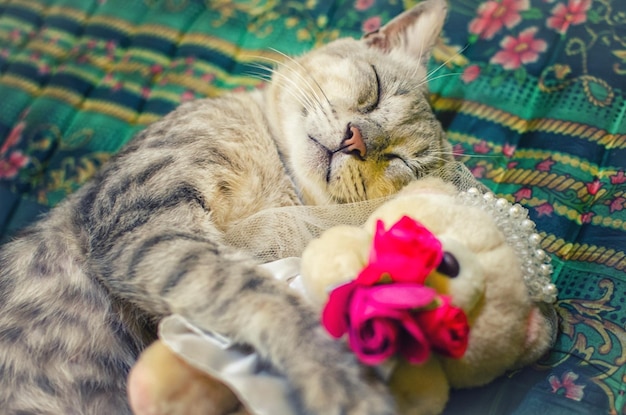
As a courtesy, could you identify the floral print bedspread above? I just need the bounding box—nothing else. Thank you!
[0,0,625,413]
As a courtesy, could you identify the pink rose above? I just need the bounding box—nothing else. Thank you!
[322,281,439,365]
[415,296,469,359]
[357,216,443,285]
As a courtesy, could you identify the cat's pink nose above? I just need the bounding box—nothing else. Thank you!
[342,125,366,159]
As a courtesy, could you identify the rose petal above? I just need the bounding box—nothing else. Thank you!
[348,285,405,329]
[397,314,431,364]
[364,284,438,310]
[321,281,357,338]
[416,297,470,358]
[368,217,443,284]
[349,318,399,365]
[356,263,386,285]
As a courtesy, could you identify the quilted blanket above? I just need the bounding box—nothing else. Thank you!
[0,0,624,414]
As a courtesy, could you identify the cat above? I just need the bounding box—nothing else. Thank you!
[0,0,452,414]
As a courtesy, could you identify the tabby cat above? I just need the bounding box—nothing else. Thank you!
[0,1,452,414]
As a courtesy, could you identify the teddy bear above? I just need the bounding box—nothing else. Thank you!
[300,177,558,414]
[127,176,558,415]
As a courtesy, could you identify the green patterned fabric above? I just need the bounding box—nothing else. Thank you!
[0,0,624,413]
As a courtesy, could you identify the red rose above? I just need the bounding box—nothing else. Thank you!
[415,296,469,359]
[357,216,443,285]
[322,281,438,365]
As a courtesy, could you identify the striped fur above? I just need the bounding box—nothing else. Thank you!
[0,2,451,414]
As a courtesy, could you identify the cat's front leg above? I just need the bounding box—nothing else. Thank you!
[166,256,397,415]
[93,232,395,414]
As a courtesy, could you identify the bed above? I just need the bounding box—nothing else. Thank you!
[0,0,624,413]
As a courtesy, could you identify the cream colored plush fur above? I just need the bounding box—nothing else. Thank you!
[301,177,555,414]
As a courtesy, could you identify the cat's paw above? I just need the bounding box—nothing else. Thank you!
[128,341,242,415]
[286,332,396,415]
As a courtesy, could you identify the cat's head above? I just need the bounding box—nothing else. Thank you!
[266,0,452,205]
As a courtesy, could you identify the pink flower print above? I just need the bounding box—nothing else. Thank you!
[462,64,481,83]
[580,212,594,224]
[471,165,486,178]
[362,16,381,33]
[1,122,25,154]
[141,87,151,99]
[201,73,215,83]
[507,160,518,169]
[503,143,516,158]
[491,27,547,70]
[585,178,601,196]
[0,151,29,179]
[473,140,491,154]
[181,90,195,102]
[469,0,529,40]
[452,143,465,157]
[9,29,21,42]
[514,187,532,202]
[536,158,555,172]
[549,371,586,401]
[610,197,625,213]
[547,0,591,34]
[150,64,163,75]
[535,202,554,217]
[610,171,626,185]
[355,0,374,11]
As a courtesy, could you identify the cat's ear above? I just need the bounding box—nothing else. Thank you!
[363,0,447,64]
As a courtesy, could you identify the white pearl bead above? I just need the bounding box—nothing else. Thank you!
[529,233,542,245]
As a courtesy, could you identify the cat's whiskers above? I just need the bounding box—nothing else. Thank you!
[248,63,317,114]
[252,54,327,114]
[271,70,320,115]
[439,150,503,159]
[416,72,462,89]
[269,48,332,110]
[425,43,469,80]
[420,43,469,88]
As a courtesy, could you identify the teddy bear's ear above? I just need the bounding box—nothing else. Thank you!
[363,0,447,66]
[516,304,558,367]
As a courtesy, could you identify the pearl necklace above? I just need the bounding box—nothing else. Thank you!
[458,188,558,304]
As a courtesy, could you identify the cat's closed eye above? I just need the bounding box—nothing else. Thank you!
[384,153,414,173]
[357,65,381,114]
[383,153,404,161]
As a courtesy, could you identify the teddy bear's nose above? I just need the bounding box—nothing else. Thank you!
[341,124,366,159]
[437,252,460,278]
